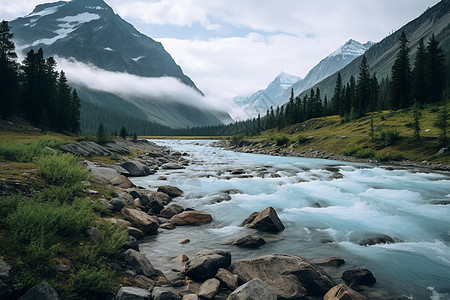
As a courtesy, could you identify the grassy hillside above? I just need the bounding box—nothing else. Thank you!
[254,105,449,164]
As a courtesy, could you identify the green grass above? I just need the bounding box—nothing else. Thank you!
[256,105,449,163]
[0,133,126,298]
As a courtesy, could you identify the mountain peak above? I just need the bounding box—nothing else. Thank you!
[276,71,302,84]
[328,39,374,58]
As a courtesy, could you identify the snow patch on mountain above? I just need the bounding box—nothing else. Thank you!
[86,6,107,10]
[30,12,100,46]
[104,47,113,51]
[27,3,66,18]
[328,39,374,59]
[132,56,145,62]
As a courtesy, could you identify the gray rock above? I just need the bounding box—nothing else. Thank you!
[197,278,220,300]
[110,175,134,188]
[160,204,184,219]
[150,192,172,205]
[121,208,159,234]
[359,234,395,246]
[161,163,185,170]
[86,227,105,244]
[152,287,176,300]
[0,259,11,280]
[120,161,153,177]
[233,235,266,248]
[0,279,8,298]
[342,269,376,286]
[19,282,61,300]
[129,275,154,290]
[104,164,131,176]
[115,286,150,300]
[182,295,199,300]
[184,250,231,280]
[122,249,157,278]
[311,257,345,268]
[170,211,212,226]
[124,235,139,251]
[127,227,145,240]
[243,207,285,232]
[323,284,366,300]
[230,254,335,298]
[215,268,239,290]
[87,166,120,185]
[227,278,277,300]
[119,192,135,206]
[110,198,126,211]
[157,185,184,197]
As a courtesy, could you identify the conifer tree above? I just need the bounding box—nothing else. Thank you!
[412,38,427,104]
[413,100,421,140]
[425,34,445,104]
[434,102,448,144]
[355,55,371,117]
[96,122,107,145]
[56,71,72,131]
[70,89,81,134]
[120,126,127,138]
[333,72,343,116]
[389,31,412,109]
[0,20,18,118]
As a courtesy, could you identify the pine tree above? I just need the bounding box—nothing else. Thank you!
[96,122,107,145]
[120,126,127,138]
[413,100,421,140]
[389,31,412,109]
[333,72,343,116]
[56,71,72,132]
[425,34,445,104]
[412,38,427,104]
[0,20,18,118]
[355,55,371,117]
[369,73,379,112]
[434,102,448,144]
[69,89,81,134]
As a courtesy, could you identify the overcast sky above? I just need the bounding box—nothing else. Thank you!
[0,0,441,114]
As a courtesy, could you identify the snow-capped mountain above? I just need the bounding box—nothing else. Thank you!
[234,39,373,118]
[233,72,301,117]
[9,0,232,130]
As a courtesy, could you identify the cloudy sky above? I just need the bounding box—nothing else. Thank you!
[0,0,441,117]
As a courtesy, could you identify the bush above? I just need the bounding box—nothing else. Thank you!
[380,130,400,146]
[34,184,85,204]
[274,135,289,146]
[71,266,118,299]
[36,153,88,186]
[354,148,376,159]
[375,152,404,162]
[296,136,308,144]
[0,137,63,162]
[342,146,362,156]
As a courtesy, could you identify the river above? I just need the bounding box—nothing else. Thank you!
[130,139,450,299]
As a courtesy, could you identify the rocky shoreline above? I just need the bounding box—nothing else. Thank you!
[1,138,426,299]
[213,139,450,172]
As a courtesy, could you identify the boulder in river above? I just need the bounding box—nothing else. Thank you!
[161,163,185,170]
[157,185,184,197]
[110,174,134,188]
[152,287,176,300]
[242,206,285,232]
[184,249,231,280]
[197,278,220,300]
[324,284,366,300]
[230,254,335,298]
[170,211,212,226]
[232,235,266,248]
[342,269,376,286]
[311,257,345,268]
[160,204,184,219]
[215,268,239,290]
[120,161,153,176]
[227,278,277,300]
[121,208,159,234]
[359,234,396,246]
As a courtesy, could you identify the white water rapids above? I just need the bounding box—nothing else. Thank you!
[131,139,450,299]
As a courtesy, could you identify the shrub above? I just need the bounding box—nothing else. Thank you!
[375,152,404,162]
[380,130,400,146]
[354,148,376,159]
[34,184,85,204]
[274,135,289,146]
[0,194,22,224]
[36,153,88,186]
[296,136,308,144]
[71,266,118,299]
[342,146,362,156]
[0,137,62,162]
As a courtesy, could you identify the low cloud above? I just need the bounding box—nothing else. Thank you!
[55,56,239,117]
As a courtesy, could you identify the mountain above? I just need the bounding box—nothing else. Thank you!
[296,0,450,102]
[233,72,301,116]
[234,39,373,117]
[9,0,232,131]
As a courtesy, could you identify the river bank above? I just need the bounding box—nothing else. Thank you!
[213,138,450,172]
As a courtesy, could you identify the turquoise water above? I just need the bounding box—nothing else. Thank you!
[132,139,450,299]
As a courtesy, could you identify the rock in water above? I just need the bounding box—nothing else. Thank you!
[359,234,395,246]
[152,287,176,300]
[184,250,231,280]
[215,268,239,290]
[121,208,159,234]
[342,269,376,286]
[227,278,277,300]
[230,254,335,298]
[160,204,184,218]
[242,206,285,232]
[122,249,157,278]
[157,185,184,197]
[18,282,61,300]
[324,284,366,300]
[311,257,345,268]
[170,211,212,226]
[115,286,151,300]
[197,278,220,299]
[232,235,266,248]
[120,161,152,176]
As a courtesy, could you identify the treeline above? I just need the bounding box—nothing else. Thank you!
[0,20,80,134]
[174,32,447,137]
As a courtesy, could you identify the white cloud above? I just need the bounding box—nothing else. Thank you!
[55,56,237,113]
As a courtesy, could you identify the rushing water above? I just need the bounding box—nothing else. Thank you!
[131,139,450,299]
